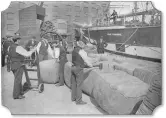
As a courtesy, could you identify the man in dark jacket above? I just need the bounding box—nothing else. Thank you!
[2,34,15,70]
[52,40,68,86]
[96,36,108,54]
[111,10,118,24]
[71,39,93,105]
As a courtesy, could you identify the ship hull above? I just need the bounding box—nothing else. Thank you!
[83,26,162,62]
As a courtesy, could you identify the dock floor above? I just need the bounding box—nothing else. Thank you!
[1,53,161,115]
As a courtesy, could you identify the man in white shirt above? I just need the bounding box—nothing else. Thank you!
[8,35,41,99]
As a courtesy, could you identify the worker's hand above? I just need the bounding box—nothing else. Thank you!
[36,42,42,53]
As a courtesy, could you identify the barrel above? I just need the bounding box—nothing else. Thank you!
[39,59,60,84]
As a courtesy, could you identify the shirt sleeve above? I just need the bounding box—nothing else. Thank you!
[79,50,93,67]
[16,46,32,57]
[47,44,54,58]
[36,42,42,54]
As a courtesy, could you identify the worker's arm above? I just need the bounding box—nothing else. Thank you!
[104,41,108,48]
[47,44,54,58]
[79,50,93,67]
[16,46,36,57]
[16,42,41,57]
[36,42,41,54]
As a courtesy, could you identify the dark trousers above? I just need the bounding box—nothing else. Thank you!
[71,66,84,102]
[58,58,67,85]
[97,48,104,54]
[12,66,24,99]
[1,52,5,67]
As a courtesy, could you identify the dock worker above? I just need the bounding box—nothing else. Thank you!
[52,39,68,86]
[8,35,41,99]
[71,39,94,105]
[2,33,15,71]
[96,36,108,54]
[1,37,7,67]
[36,36,54,85]
[37,36,54,62]
[111,10,118,24]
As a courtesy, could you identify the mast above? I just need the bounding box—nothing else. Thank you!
[133,1,138,21]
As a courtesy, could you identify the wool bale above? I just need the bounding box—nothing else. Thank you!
[136,73,162,115]
[64,61,149,114]
[114,62,141,76]
[88,53,108,61]
[133,68,161,85]
[39,59,60,84]
[99,54,109,61]
[82,70,149,114]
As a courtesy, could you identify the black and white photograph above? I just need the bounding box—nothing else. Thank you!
[1,1,162,115]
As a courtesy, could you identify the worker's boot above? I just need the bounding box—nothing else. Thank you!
[76,100,87,105]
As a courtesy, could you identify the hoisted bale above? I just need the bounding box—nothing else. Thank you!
[39,59,60,84]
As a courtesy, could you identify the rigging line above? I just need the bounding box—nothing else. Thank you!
[117,28,138,50]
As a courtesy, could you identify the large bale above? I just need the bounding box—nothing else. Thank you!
[88,53,108,62]
[133,68,160,85]
[84,45,97,54]
[114,62,142,76]
[39,59,60,84]
[134,68,162,115]
[64,61,149,114]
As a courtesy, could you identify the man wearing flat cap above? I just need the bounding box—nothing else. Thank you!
[71,35,93,105]
[7,34,41,99]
